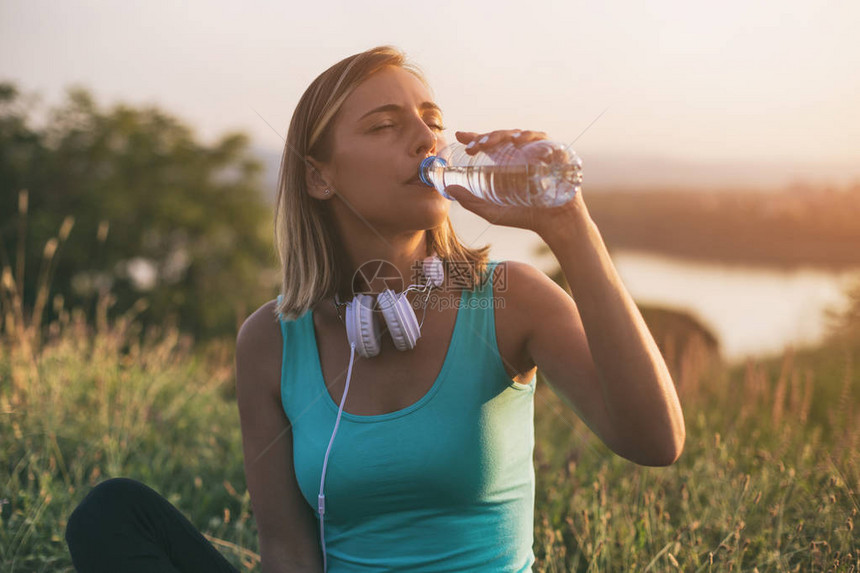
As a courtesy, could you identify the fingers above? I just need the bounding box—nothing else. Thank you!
[455,131,480,143]
[455,129,548,155]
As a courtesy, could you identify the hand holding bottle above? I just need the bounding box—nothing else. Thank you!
[426,129,584,235]
[456,129,549,157]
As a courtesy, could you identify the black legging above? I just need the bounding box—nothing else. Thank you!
[65,477,240,573]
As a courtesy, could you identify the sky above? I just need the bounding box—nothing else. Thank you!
[2,0,859,188]
[3,0,858,357]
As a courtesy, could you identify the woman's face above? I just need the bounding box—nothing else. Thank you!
[313,65,451,234]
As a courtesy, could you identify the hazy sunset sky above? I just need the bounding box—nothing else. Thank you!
[3,1,857,358]
[2,0,858,173]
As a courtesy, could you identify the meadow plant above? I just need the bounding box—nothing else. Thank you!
[1,192,254,570]
[531,322,859,572]
[2,189,858,571]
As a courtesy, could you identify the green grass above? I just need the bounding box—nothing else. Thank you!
[1,295,253,570]
[531,341,859,572]
[2,293,859,571]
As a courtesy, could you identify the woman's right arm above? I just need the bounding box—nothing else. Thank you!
[235,301,323,573]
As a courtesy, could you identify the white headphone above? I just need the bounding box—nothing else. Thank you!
[335,254,446,359]
[318,254,446,572]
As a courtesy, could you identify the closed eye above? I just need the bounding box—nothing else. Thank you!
[371,122,446,132]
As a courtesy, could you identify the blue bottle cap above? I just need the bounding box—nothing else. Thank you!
[419,156,447,186]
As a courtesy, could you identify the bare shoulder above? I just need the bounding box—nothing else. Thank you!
[237,299,282,358]
[491,259,547,290]
[236,299,283,401]
[491,259,558,324]
[490,260,554,375]
[494,259,585,359]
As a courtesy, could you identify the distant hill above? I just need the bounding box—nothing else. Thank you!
[582,187,860,269]
[251,145,860,270]
[580,154,860,192]
[251,145,860,202]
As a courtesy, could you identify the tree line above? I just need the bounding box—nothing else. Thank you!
[0,81,277,341]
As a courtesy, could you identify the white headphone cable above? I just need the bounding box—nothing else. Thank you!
[318,340,357,573]
[317,272,436,571]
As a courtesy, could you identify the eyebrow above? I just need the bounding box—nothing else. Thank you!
[358,102,443,122]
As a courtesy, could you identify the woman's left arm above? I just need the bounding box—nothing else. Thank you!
[533,198,686,466]
[447,129,685,466]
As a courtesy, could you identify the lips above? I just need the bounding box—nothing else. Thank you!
[405,170,426,185]
[406,158,435,186]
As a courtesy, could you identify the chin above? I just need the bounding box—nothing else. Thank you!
[401,198,450,231]
[424,196,452,223]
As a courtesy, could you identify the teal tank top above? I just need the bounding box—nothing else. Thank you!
[277,260,536,572]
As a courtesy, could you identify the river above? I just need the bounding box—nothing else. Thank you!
[449,208,860,365]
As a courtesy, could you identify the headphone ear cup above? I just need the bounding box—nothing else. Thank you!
[377,289,421,352]
[345,294,381,358]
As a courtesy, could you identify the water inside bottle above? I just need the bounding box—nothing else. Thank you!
[434,161,581,207]
[419,139,583,206]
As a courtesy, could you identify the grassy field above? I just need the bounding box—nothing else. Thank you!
[2,288,859,571]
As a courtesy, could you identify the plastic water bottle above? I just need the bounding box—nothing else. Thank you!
[418,139,583,207]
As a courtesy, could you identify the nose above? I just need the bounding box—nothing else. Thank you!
[412,119,438,158]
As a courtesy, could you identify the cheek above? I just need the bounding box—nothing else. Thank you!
[333,148,392,196]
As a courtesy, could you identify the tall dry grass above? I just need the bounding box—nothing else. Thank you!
[1,192,252,570]
[531,326,859,572]
[2,189,859,571]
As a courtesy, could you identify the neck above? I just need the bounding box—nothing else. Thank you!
[339,229,431,297]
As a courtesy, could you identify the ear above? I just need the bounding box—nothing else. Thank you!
[305,156,333,199]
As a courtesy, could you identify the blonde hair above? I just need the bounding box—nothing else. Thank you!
[274,45,491,320]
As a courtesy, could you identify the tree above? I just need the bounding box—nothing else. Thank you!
[0,81,277,340]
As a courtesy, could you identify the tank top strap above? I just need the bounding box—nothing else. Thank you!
[274,294,318,424]
[454,259,514,388]
[480,259,502,294]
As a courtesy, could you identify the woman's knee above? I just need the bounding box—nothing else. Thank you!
[78,477,156,511]
[66,478,155,541]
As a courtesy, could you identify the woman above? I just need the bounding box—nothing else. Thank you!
[66,45,685,572]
